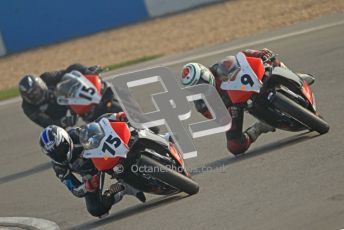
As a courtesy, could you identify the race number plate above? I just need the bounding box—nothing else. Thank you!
[83,118,129,158]
[220,52,262,93]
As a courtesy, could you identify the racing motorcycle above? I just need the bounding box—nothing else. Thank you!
[80,117,199,196]
[55,70,123,123]
[220,52,329,134]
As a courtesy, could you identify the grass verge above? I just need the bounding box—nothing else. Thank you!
[102,54,162,72]
[0,87,20,101]
[0,54,162,101]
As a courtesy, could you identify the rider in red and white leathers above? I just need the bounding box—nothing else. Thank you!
[180,48,315,155]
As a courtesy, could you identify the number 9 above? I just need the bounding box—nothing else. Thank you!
[241,74,254,87]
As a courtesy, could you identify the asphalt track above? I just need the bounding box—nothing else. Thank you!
[1,13,344,230]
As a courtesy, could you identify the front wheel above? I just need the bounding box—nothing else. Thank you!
[271,92,329,134]
[138,155,199,195]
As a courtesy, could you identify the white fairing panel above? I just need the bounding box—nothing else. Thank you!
[56,71,102,105]
[220,52,263,93]
[83,118,130,159]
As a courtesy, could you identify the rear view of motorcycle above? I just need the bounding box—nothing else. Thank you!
[220,52,330,134]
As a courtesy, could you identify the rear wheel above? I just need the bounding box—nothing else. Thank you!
[271,92,329,134]
[139,155,199,195]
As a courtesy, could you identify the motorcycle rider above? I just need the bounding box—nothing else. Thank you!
[39,114,146,218]
[19,63,115,128]
[180,48,315,155]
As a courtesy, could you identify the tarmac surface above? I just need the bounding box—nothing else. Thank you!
[0,13,343,230]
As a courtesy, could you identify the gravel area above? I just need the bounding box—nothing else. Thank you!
[0,0,343,90]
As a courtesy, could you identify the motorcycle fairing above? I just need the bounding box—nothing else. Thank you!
[136,129,186,170]
[83,118,130,171]
[56,71,102,106]
[83,118,130,159]
[270,67,317,111]
[220,52,265,103]
[70,75,103,114]
[302,81,317,111]
[270,67,304,88]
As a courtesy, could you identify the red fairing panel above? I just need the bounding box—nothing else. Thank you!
[302,81,316,111]
[91,122,131,171]
[247,57,265,81]
[70,75,102,114]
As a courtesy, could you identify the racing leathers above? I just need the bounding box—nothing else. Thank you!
[21,63,114,128]
[194,49,281,155]
[52,126,145,218]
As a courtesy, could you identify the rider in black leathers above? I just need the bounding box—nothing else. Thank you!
[39,114,146,217]
[19,63,120,128]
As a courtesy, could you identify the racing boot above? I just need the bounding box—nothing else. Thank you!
[109,182,146,203]
[98,186,122,219]
[245,121,276,142]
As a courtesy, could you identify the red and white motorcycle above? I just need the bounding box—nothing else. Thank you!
[220,52,329,134]
[80,117,199,196]
[55,71,122,124]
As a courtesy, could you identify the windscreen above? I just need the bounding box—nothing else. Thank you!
[55,78,81,98]
[79,122,105,150]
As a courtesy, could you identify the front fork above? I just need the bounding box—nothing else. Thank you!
[98,171,105,195]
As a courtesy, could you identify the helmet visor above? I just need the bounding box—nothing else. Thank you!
[24,86,46,104]
[43,139,70,164]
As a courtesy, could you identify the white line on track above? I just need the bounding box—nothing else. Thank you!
[0,96,21,106]
[0,217,60,230]
[1,19,343,107]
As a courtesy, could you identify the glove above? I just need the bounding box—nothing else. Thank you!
[115,112,127,122]
[85,175,100,192]
[260,48,276,63]
[60,115,77,128]
[88,65,103,74]
[53,164,70,181]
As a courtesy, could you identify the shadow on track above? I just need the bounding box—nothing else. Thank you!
[0,132,318,184]
[190,131,320,176]
[0,162,51,185]
[69,194,187,230]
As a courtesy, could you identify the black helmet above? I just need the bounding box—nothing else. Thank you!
[18,75,48,105]
[39,125,73,165]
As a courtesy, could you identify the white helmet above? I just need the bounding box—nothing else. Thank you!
[181,63,215,87]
